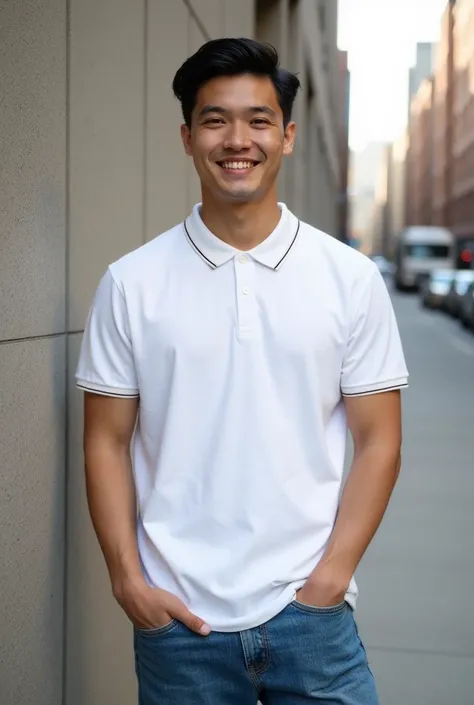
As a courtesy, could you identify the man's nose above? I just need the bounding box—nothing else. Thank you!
[223,122,252,151]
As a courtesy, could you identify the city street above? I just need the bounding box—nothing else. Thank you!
[354,286,474,704]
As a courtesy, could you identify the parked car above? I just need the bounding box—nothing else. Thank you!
[420,269,455,309]
[444,270,474,317]
[459,282,474,330]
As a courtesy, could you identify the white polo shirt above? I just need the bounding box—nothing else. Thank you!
[76,203,408,632]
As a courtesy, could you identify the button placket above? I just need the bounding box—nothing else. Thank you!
[234,254,255,339]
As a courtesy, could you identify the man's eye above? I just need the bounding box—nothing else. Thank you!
[204,118,225,125]
[252,118,270,126]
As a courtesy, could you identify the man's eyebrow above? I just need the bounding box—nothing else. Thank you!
[198,105,228,117]
[197,105,278,118]
[248,105,278,117]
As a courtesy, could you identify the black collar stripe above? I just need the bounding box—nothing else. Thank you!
[184,217,300,271]
[183,221,217,269]
[274,220,300,270]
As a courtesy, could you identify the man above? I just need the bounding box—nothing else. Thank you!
[76,38,408,704]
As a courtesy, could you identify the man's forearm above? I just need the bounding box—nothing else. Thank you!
[312,444,401,588]
[84,439,143,591]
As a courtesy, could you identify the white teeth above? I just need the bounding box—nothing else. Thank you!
[221,161,254,170]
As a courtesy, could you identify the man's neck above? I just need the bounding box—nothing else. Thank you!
[199,193,282,251]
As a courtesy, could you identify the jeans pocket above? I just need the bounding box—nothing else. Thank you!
[291,599,348,615]
[135,618,178,637]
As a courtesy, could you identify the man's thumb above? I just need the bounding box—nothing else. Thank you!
[176,606,211,636]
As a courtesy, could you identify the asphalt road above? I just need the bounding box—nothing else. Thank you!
[354,284,474,704]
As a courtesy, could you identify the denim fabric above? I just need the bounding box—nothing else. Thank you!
[134,600,378,704]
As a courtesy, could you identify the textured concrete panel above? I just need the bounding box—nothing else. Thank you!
[146,0,189,238]
[65,334,136,705]
[69,0,145,331]
[222,0,255,38]
[188,0,222,37]
[368,648,474,705]
[0,337,66,705]
[0,0,66,340]
[186,17,207,211]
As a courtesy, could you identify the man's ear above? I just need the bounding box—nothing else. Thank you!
[181,124,193,156]
[283,121,296,156]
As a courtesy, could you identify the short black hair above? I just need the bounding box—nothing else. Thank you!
[172,37,300,128]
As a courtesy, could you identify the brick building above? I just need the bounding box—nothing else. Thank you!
[432,1,455,228]
[407,77,435,226]
[452,0,474,262]
[337,49,351,243]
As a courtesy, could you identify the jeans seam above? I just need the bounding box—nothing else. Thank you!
[253,624,271,676]
[240,632,261,689]
[353,619,376,679]
[134,631,145,705]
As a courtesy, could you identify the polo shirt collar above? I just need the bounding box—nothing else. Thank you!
[184,202,300,271]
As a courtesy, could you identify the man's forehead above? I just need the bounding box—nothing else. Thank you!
[195,75,281,113]
[198,74,278,99]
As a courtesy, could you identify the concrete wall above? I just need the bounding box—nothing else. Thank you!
[0,1,342,703]
[0,2,67,705]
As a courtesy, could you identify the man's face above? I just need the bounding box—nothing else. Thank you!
[181,74,296,204]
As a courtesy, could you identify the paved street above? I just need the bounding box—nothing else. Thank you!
[354,285,474,704]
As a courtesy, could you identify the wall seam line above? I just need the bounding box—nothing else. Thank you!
[143,0,148,244]
[182,0,211,40]
[62,0,71,701]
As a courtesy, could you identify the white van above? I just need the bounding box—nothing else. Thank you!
[394,226,455,291]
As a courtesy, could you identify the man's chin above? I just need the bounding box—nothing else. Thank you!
[217,185,262,203]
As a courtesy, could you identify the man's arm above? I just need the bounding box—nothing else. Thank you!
[83,392,211,635]
[298,390,402,606]
[83,392,141,590]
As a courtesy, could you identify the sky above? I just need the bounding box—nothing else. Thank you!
[337,0,448,151]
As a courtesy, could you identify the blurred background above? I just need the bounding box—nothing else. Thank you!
[0,1,473,704]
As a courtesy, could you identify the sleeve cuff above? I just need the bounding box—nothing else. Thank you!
[76,379,139,398]
[341,376,409,397]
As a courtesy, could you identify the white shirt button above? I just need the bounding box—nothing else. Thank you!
[242,287,250,295]
[238,255,248,264]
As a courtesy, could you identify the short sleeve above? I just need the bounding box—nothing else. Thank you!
[75,268,139,398]
[341,266,409,397]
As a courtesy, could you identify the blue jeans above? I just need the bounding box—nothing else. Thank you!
[134,600,378,704]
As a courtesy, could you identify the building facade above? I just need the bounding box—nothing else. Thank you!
[405,0,474,266]
[349,142,387,253]
[452,0,474,260]
[407,77,435,226]
[337,49,351,243]
[408,42,435,117]
[405,42,435,229]
[386,130,409,256]
[432,1,455,228]
[370,146,391,255]
[0,2,346,704]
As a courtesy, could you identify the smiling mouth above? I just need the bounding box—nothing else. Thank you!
[216,160,260,171]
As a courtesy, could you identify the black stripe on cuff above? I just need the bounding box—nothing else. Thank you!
[77,384,139,398]
[342,383,408,397]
